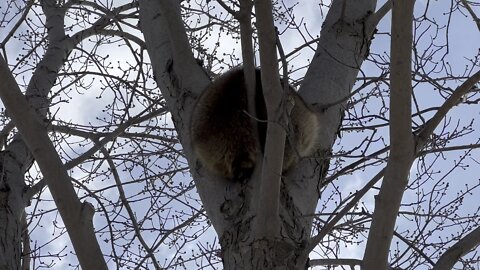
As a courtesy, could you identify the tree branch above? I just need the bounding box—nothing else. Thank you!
[0,56,107,269]
[367,0,392,35]
[460,0,480,31]
[253,0,284,239]
[157,0,203,85]
[216,0,238,16]
[363,1,415,269]
[26,107,168,200]
[432,226,480,270]
[96,140,162,269]
[302,168,385,257]
[0,0,34,51]
[416,70,480,150]
[309,258,363,268]
[239,0,259,162]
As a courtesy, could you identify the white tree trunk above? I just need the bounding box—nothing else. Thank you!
[139,0,377,268]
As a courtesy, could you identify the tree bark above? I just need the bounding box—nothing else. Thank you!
[0,152,25,270]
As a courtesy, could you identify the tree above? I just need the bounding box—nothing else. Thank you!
[0,0,479,269]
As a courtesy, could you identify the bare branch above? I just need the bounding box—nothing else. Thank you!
[239,0,258,150]
[0,0,34,51]
[309,258,363,269]
[363,1,416,268]
[254,0,284,239]
[367,0,392,35]
[216,0,238,16]
[26,107,168,200]
[460,0,480,31]
[0,56,107,269]
[303,168,385,256]
[416,70,480,150]
[157,0,203,82]
[96,140,162,269]
[432,227,480,270]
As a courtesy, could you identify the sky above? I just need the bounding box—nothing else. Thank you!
[1,0,479,269]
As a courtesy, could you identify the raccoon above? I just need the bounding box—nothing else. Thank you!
[191,68,319,180]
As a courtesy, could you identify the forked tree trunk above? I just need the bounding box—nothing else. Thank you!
[139,0,377,268]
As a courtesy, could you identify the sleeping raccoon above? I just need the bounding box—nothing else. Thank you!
[191,68,319,180]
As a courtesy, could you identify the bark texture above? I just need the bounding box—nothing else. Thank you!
[0,152,26,270]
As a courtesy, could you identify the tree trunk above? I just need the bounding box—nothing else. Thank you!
[362,1,415,268]
[219,182,309,269]
[0,151,27,270]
